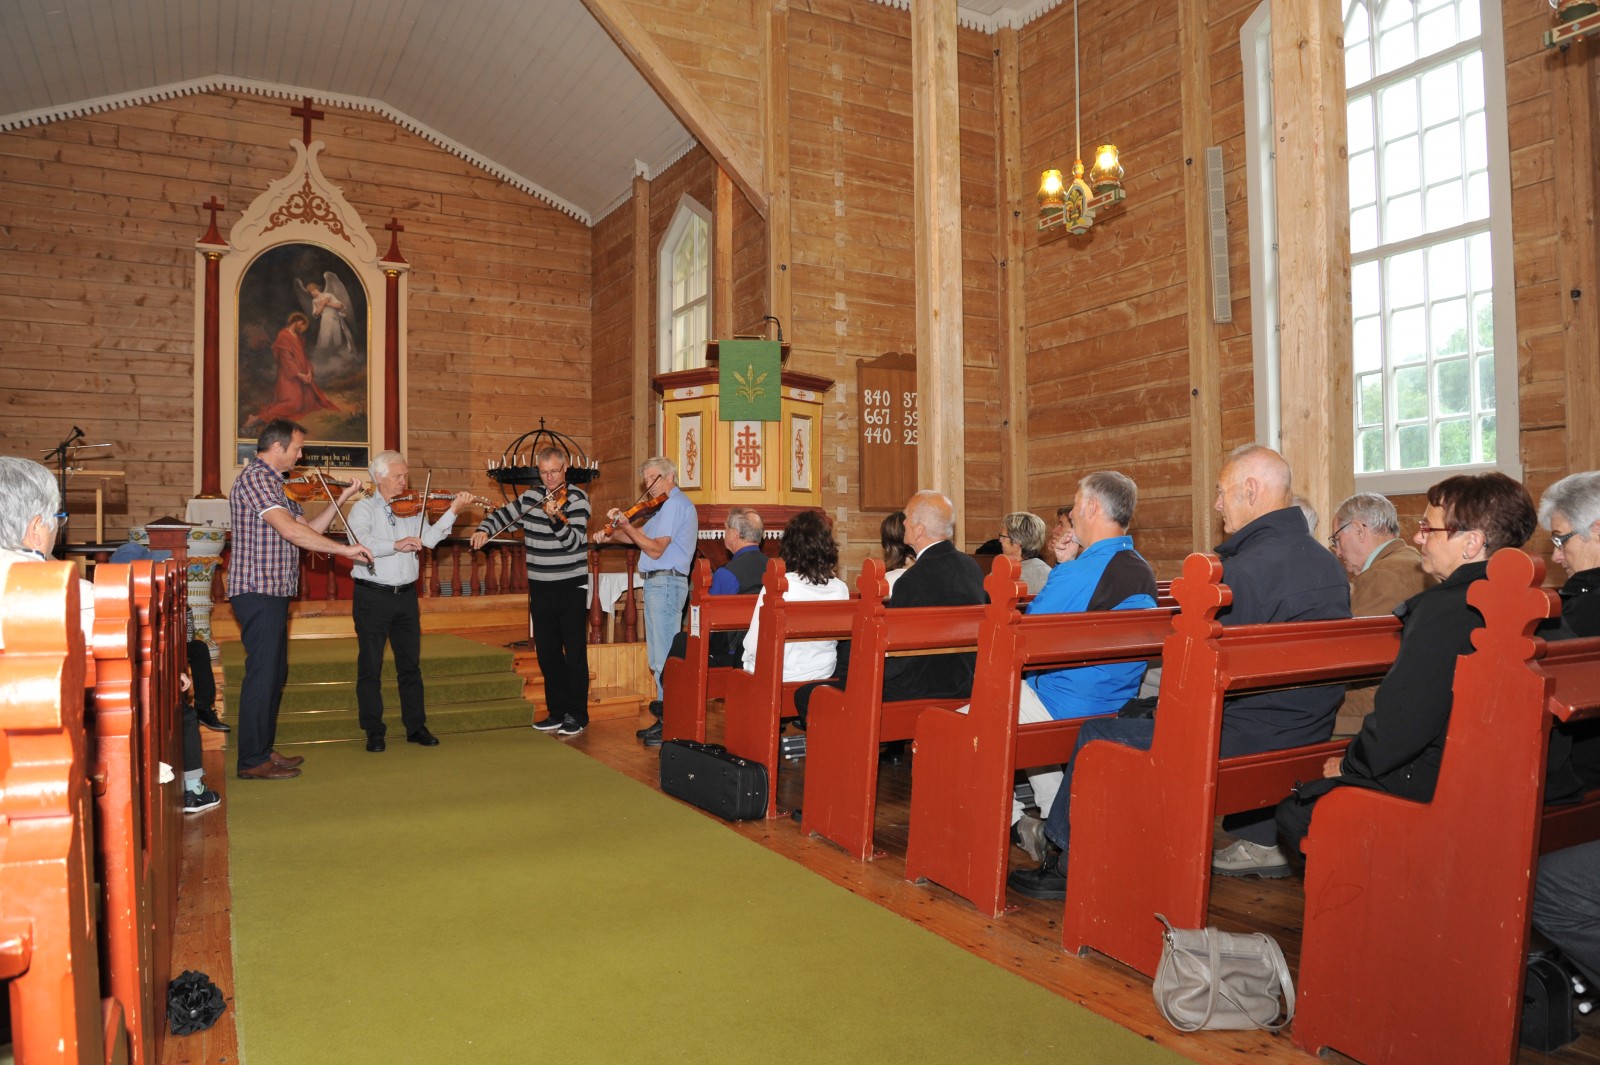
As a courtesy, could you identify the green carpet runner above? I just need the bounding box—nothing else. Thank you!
[226,730,1187,1064]
[219,634,530,743]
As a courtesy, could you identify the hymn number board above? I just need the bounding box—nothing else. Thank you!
[857,351,918,511]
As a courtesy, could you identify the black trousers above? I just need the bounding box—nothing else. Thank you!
[529,577,590,727]
[186,638,216,713]
[231,593,290,772]
[354,581,427,737]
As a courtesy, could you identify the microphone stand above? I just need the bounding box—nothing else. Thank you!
[41,426,84,559]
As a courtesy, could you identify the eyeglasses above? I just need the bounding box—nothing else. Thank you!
[1415,519,1460,538]
[997,533,1014,544]
[1551,529,1584,550]
[1327,520,1354,548]
[51,511,68,531]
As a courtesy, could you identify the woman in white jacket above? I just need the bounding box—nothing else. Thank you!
[741,510,849,681]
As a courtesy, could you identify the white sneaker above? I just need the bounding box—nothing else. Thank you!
[1211,839,1291,879]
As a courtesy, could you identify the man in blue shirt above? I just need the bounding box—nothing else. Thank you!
[639,506,767,747]
[596,456,699,719]
[1006,471,1156,857]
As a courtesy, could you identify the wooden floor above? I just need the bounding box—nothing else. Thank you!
[160,671,1600,1065]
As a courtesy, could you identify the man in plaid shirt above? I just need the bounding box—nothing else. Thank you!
[229,419,371,780]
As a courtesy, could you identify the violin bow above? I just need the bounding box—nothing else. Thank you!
[417,469,433,537]
[313,467,370,572]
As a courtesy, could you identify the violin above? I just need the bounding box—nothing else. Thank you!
[606,491,668,531]
[283,473,367,503]
[544,483,570,526]
[389,491,493,518]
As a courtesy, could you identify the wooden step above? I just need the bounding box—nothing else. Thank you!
[209,593,530,642]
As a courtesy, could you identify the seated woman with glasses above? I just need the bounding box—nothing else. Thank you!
[1276,471,1537,859]
[1000,511,1051,594]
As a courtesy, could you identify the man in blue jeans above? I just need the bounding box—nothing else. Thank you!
[1009,444,1349,898]
[228,420,371,780]
[595,456,698,736]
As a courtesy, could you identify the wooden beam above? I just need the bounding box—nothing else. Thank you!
[715,165,735,339]
[1180,0,1222,546]
[1555,45,1600,475]
[583,0,769,217]
[995,27,1027,516]
[1270,0,1352,525]
[633,173,651,469]
[763,1,793,338]
[912,0,966,530]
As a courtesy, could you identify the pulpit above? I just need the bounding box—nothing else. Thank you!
[653,342,834,561]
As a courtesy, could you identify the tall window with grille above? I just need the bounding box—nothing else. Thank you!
[659,200,710,373]
[1345,0,1515,481]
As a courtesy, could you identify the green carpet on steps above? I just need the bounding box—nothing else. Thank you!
[226,731,1187,1065]
[218,635,531,742]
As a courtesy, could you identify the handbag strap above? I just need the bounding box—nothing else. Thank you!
[1154,913,1221,1033]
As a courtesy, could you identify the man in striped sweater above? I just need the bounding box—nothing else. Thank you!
[472,448,592,736]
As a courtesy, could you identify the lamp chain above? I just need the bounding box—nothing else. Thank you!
[1074,0,1081,165]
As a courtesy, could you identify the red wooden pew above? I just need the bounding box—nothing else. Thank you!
[1,562,128,1065]
[802,559,981,860]
[661,559,759,743]
[721,560,857,819]
[1061,551,1402,976]
[905,557,1177,916]
[1295,548,1600,1065]
[87,559,183,1065]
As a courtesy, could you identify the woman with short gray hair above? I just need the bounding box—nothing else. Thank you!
[1000,511,1050,594]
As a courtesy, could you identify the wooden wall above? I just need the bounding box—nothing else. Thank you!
[586,144,769,520]
[0,90,592,536]
[785,0,1003,565]
[1018,0,1219,576]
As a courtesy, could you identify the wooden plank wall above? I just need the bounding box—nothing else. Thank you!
[784,0,1002,565]
[1019,0,1206,575]
[0,90,592,533]
[586,144,769,520]
[1502,3,1598,539]
[620,0,766,179]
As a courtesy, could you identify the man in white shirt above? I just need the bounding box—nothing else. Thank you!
[346,450,473,752]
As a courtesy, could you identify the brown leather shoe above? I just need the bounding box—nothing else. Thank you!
[269,750,305,769]
[238,761,301,780]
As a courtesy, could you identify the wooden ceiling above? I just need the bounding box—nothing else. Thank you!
[0,0,1064,224]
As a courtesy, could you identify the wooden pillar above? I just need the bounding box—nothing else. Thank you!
[715,166,735,339]
[1271,0,1352,523]
[196,198,227,498]
[763,1,793,337]
[198,250,223,497]
[380,218,410,454]
[1181,0,1223,546]
[995,26,1028,515]
[1555,44,1600,475]
[633,173,652,470]
[912,0,966,528]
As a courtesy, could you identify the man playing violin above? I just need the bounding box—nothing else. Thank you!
[347,450,476,752]
[472,447,593,736]
[593,456,697,721]
[229,419,373,780]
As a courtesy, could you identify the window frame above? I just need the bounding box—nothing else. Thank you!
[656,196,712,375]
[1242,0,1520,496]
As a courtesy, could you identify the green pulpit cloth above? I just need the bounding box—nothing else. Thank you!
[718,339,781,421]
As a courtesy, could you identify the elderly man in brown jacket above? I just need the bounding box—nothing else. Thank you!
[1327,492,1433,734]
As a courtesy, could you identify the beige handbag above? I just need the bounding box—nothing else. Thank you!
[1152,913,1295,1032]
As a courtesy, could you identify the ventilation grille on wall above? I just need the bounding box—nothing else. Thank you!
[1206,146,1232,324]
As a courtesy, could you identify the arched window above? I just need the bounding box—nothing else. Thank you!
[658,198,711,373]
[1243,0,1518,493]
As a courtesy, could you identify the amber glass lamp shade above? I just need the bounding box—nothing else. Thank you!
[1038,168,1066,213]
[1088,144,1124,195]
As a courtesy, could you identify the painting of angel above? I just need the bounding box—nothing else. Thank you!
[235,243,368,444]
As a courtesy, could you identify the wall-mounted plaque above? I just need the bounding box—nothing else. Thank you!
[857,351,918,512]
